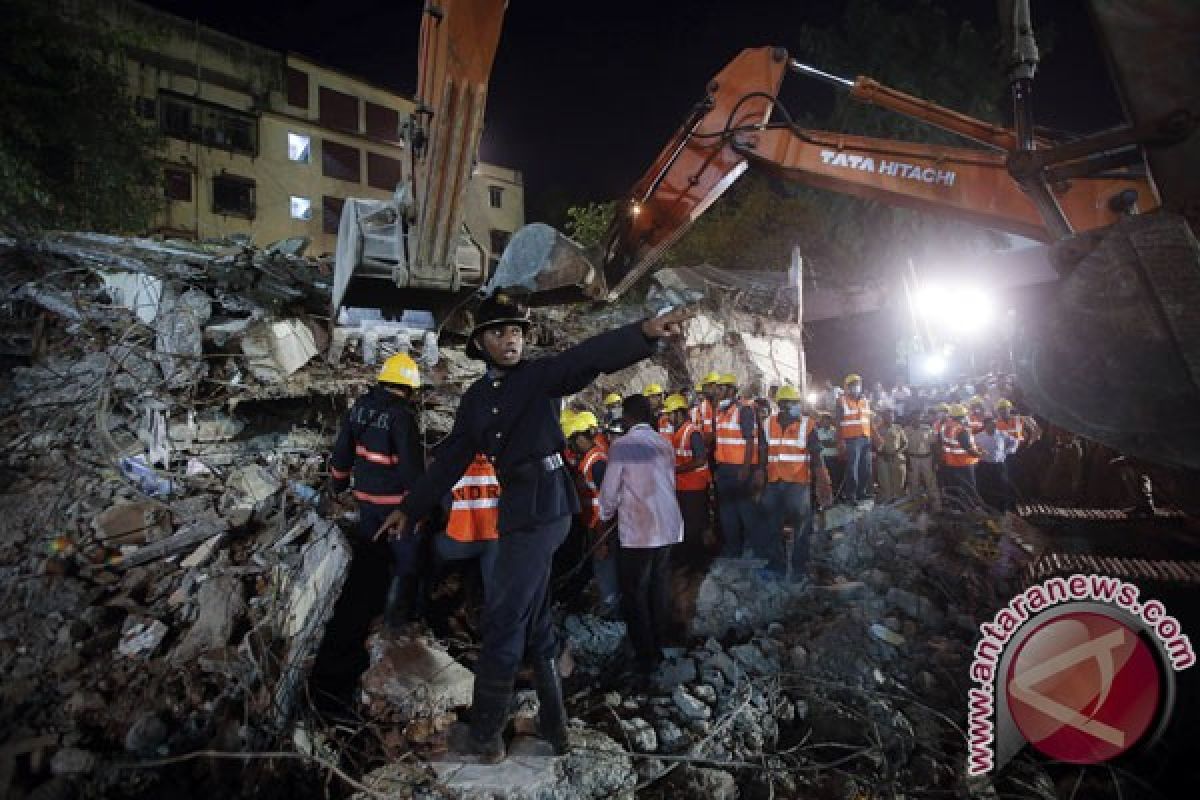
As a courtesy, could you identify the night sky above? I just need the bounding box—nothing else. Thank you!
[138,0,1124,221]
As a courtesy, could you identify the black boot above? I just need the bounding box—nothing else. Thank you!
[532,657,570,755]
[446,674,511,763]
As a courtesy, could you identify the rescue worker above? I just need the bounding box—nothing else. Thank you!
[904,410,942,512]
[756,385,832,582]
[665,392,710,569]
[993,399,1024,447]
[815,412,842,500]
[601,392,625,437]
[564,411,619,614]
[437,453,501,598]
[690,370,720,448]
[329,352,426,629]
[871,408,908,503]
[940,403,981,496]
[967,396,986,435]
[974,416,1018,511]
[713,373,764,558]
[643,383,672,434]
[836,373,873,504]
[376,292,689,763]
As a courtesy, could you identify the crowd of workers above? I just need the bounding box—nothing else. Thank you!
[318,296,1037,763]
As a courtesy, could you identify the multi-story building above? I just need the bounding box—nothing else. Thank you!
[106,0,523,261]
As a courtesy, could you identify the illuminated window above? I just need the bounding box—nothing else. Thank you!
[290,196,312,220]
[287,132,311,163]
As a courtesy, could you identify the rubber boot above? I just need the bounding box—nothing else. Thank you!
[382,575,408,632]
[532,657,570,755]
[446,675,511,763]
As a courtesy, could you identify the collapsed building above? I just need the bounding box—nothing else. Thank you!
[1,232,1197,800]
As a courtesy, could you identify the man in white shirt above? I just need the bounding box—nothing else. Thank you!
[974,416,1018,511]
[598,394,683,679]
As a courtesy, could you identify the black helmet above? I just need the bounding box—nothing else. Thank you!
[465,292,532,360]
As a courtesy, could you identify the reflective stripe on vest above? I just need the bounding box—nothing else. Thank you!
[578,446,607,527]
[940,421,980,467]
[658,414,674,435]
[446,457,500,542]
[767,414,813,483]
[690,398,715,437]
[353,489,407,506]
[838,396,871,440]
[969,413,985,435]
[672,421,711,491]
[714,402,760,465]
[355,444,399,465]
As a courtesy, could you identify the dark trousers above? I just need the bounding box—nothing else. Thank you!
[474,515,571,685]
[943,464,978,497]
[434,533,499,601]
[618,544,672,670]
[757,481,811,575]
[673,490,710,569]
[977,461,1014,511]
[715,463,758,557]
[842,436,872,501]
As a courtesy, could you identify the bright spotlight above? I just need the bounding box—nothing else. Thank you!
[805,391,819,405]
[922,353,947,376]
[914,286,946,318]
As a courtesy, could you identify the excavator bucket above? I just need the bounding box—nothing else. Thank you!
[1015,0,1200,470]
[1015,212,1200,470]
[484,223,607,305]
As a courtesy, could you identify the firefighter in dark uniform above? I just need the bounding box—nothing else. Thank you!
[377,293,690,763]
[311,353,424,700]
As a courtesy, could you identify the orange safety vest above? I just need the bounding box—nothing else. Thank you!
[672,421,711,491]
[940,420,980,467]
[578,445,607,529]
[657,413,674,436]
[690,397,716,440]
[995,416,1024,445]
[446,455,500,543]
[715,401,760,466]
[838,395,872,440]
[766,413,814,484]
[969,413,985,435]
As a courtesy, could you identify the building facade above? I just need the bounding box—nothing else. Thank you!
[108,0,523,259]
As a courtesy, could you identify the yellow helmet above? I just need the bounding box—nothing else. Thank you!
[563,411,599,439]
[694,381,704,393]
[949,403,969,418]
[560,408,580,436]
[603,392,623,406]
[378,353,420,388]
[934,402,950,413]
[643,383,664,397]
[663,393,689,414]
[995,398,1013,410]
[968,395,984,407]
[717,373,738,386]
[701,370,722,386]
[844,373,862,386]
[775,384,802,401]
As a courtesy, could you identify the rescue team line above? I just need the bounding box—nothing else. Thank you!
[819,149,957,186]
[965,574,1195,775]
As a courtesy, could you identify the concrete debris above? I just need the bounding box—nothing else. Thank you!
[116,616,168,658]
[359,633,476,722]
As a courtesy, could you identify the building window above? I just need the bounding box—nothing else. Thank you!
[158,91,257,156]
[135,96,157,121]
[321,140,360,183]
[212,174,255,218]
[164,167,192,202]
[286,67,309,109]
[287,132,310,163]
[488,185,503,208]
[365,102,400,142]
[366,152,403,191]
[323,196,345,235]
[318,86,359,134]
[290,196,312,220]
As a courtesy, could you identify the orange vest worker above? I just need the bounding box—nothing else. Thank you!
[715,401,760,465]
[672,421,711,491]
[940,420,980,467]
[766,413,815,484]
[838,396,872,441]
[578,445,608,529]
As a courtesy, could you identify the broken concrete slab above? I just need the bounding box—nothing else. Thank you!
[359,633,475,722]
[92,502,170,546]
[169,575,245,666]
[116,616,168,658]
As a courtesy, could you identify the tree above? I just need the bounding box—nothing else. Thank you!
[563,201,614,249]
[0,0,163,234]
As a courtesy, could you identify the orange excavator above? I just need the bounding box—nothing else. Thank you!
[336,0,1199,468]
